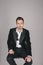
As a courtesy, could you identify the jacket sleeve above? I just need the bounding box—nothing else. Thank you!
[25,30,32,56]
[7,29,14,51]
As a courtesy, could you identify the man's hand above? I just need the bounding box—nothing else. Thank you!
[25,55,32,62]
[8,49,14,54]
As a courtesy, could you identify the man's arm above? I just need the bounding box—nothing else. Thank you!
[25,30,32,62]
[25,30,32,56]
[7,29,14,51]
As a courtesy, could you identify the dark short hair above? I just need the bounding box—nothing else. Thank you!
[16,17,24,22]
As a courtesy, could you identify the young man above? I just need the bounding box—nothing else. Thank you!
[7,17,32,65]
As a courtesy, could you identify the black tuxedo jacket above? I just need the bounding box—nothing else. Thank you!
[7,28,32,56]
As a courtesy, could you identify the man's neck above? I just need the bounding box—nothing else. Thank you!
[16,28,23,32]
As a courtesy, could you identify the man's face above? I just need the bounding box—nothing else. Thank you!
[16,20,24,29]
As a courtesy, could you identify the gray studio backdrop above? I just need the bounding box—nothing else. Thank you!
[0,0,43,65]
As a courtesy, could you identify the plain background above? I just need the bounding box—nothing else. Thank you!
[0,0,43,65]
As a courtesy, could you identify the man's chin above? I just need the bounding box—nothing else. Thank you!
[18,28,23,29]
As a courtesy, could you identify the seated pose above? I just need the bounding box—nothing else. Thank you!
[6,17,32,65]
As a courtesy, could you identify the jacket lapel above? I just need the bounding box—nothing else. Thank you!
[13,28,18,43]
[13,28,25,44]
[20,28,25,44]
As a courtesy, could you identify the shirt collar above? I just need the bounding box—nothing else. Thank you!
[16,28,23,33]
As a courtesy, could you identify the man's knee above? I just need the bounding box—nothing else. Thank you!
[6,54,13,62]
[24,59,32,65]
[6,55,10,62]
[24,61,32,65]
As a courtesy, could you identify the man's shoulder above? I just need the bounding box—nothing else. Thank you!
[23,28,29,33]
[9,27,16,31]
[8,28,16,33]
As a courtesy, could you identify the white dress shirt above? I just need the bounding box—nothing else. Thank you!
[16,29,23,48]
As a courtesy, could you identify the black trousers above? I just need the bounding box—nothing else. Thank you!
[7,48,32,65]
